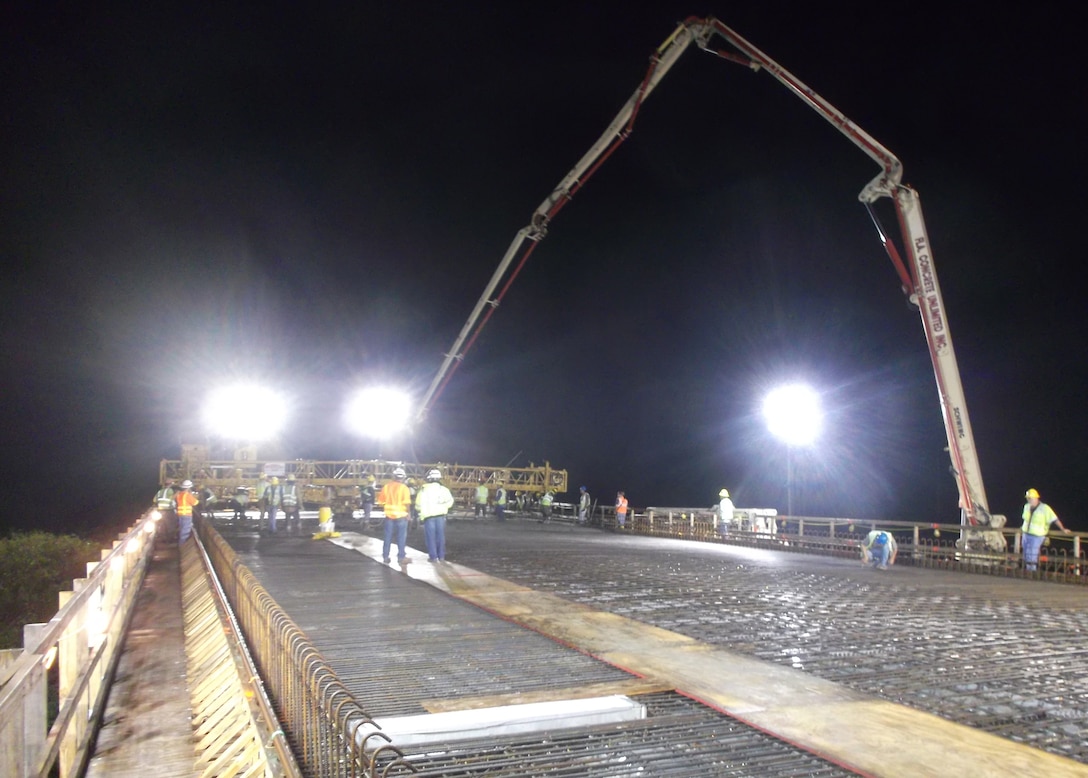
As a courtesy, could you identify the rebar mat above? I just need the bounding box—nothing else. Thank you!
[446,521,1088,764]
[398,692,856,777]
[222,530,862,775]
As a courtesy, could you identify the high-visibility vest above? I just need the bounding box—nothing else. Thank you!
[541,493,553,507]
[282,483,300,507]
[377,481,411,519]
[175,491,198,516]
[155,487,175,510]
[263,485,283,507]
[417,482,455,519]
[1023,502,1059,536]
[616,496,628,515]
[475,485,489,504]
[496,488,507,505]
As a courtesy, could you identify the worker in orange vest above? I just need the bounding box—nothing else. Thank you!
[376,466,412,564]
[615,491,628,529]
[174,479,199,544]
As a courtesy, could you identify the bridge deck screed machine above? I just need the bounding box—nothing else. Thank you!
[412,15,1005,552]
[160,448,567,520]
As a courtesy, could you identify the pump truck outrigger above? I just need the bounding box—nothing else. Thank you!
[417,16,1005,552]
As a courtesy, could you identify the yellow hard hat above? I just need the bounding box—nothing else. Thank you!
[271,476,279,485]
[719,488,730,498]
[1025,488,1040,500]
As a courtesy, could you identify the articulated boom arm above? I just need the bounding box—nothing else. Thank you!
[418,17,994,532]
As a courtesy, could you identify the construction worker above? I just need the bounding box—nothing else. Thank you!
[153,479,175,510]
[153,480,177,538]
[198,483,217,520]
[494,484,507,522]
[718,488,735,535]
[539,490,554,523]
[1021,488,1069,572]
[407,477,420,530]
[615,491,628,529]
[360,475,376,526]
[282,474,302,535]
[263,476,283,535]
[578,486,591,525]
[229,484,249,522]
[474,480,489,519]
[376,467,412,564]
[417,468,455,562]
[861,529,898,570]
[256,472,270,525]
[174,479,199,544]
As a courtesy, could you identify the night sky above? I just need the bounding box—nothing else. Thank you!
[2,2,1085,535]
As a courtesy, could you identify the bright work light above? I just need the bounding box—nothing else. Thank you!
[202,384,288,441]
[763,383,822,447]
[343,386,413,439]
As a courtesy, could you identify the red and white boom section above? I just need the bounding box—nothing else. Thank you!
[417,17,1000,539]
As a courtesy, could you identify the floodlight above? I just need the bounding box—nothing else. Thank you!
[344,386,413,439]
[202,384,288,441]
[763,384,822,447]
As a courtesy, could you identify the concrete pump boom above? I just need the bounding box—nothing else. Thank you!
[417,17,1002,543]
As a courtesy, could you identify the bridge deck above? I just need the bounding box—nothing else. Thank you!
[220,517,1088,777]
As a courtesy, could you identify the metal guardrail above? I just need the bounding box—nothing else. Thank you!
[0,512,159,778]
[600,507,1088,583]
[196,517,417,777]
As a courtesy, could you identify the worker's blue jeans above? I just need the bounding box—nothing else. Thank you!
[178,512,192,544]
[383,518,408,561]
[1022,533,1045,571]
[868,542,890,567]
[267,505,279,534]
[423,516,447,560]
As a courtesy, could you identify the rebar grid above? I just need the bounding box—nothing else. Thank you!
[446,521,1088,764]
[219,528,867,776]
[390,692,855,777]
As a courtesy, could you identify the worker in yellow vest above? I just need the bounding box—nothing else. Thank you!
[417,469,455,562]
[1021,488,1069,572]
[474,480,489,519]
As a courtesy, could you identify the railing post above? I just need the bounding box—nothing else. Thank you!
[21,624,49,778]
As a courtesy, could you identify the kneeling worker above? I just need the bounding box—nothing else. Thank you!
[861,529,897,570]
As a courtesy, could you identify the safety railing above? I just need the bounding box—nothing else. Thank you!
[0,511,159,778]
[601,507,1088,584]
[196,517,418,777]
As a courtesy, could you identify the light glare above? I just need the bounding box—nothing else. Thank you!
[344,387,413,439]
[763,384,822,446]
[202,385,288,441]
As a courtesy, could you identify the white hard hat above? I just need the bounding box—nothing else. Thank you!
[392,467,407,479]
[719,488,730,498]
[181,479,194,489]
[426,468,442,482]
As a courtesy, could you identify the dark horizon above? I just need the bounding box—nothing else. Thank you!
[2,2,1085,535]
